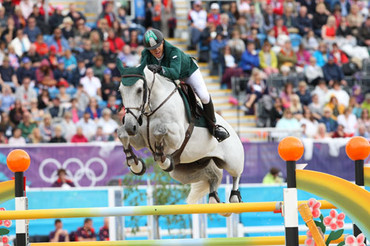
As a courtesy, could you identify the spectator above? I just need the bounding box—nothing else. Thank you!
[262,4,275,33]
[8,127,26,145]
[74,84,90,113]
[57,80,71,109]
[262,167,283,184]
[49,219,70,242]
[275,108,301,131]
[90,126,108,142]
[356,124,369,138]
[216,14,233,39]
[259,41,278,76]
[13,5,26,29]
[208,3,221,30]
[337,107,358,136]
[18,112,37,141]
[270,97,284,127]
[332,123,351,138]
[296,44,311,72]
[347,5,363,35]
[234,16,249,43]
[321,15,337,43]
[239,0,251,15]
[47,28,70,55]
[349,96,362,118]
[89,31,103,54]
[29,4,49,34]
[52,168,75,187]
[46,96,65,124]
[1,18,17,43]
[188,0,207,50]
[313,42,329,67]
[80,68,102,99]
[331,43,349,67]
[107,29,125,53]
[313,3,329,36]
[336,17,356,45]
[326,95,345,120]
[0,56,19,88]
[309,93,323,120]
[300,109,319,138]
[246,28,261,50]
[85,97,101,120]
[34,33,49,57]
[37,88,51,110]
[101,69,117,102]
[0,7,7,34]
[358,109,370,132]
[362,93,370,113]
[24,44,42,67]
[70,59,86,88]
[327,81,350,106]
[315,123,330,139]
[92,55,107,82]
[67,3,86,24]
[23,16,41,43]
[97,108,118,136]
[61,111,77,141]
[98,218,109,241]
[48,6,64,32]
[76,112,97,139]
[0,85,16,113]
[71,126,88,143]
[210,33,227,75]
[227,30,247,61]
[39,114,54,142]
[220,46,244,89]
[247,5,263,32]
[290,94,304,119]
[106,95,119,116]
[49,125,67,143]
[53,59,69,83]
[239,42,259,75]
[302,30,319,52]
[297,6,312,36]
[358,16,370,46]
[67,98,83,123]
[9,99,24,125]
[319,107,338,135]
[352,85,364,105]
[35,59,57,89]
[280,82,294,108]
[273,16,289,38]
[322,56,346,86]
[29,127,42,143]
[277,39,297,72]
[16,57,36,83]
[283,6,298,34]
[79,40,95,67]
[61,17,75,40]
[76,218,96,241]
[117,45,137,68]
[296,81,312,107]
[227,2,239,27]
[243,69,268,114]
[29,98,43,122]
[62,49,77,72]
[305,57,324,87]
[0,112,13,139]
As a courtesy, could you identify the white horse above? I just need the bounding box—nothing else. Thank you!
[117,63,245,205]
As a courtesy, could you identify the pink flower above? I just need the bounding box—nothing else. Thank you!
[305,230,317,246]
[0,208,5,211]
[2,236,8,243]
[3,220,11,227]
[0,220,3,226]
[307,198,321,218]
[345,233,366,246]
[323,209,345,230]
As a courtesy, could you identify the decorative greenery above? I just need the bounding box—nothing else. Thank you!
[122,155,191,238]
[0,208,10,246]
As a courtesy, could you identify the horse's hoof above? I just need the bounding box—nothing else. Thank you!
[130,159,146,176]
[229,190,242,203]
[162,156,174,172]
[209,191,221,203]
[219,212,232,217]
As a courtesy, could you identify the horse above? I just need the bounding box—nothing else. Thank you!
[116,61,245,207]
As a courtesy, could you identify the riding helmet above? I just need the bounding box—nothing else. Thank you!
[143,29,164,50]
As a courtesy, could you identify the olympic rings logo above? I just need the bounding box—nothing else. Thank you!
[39,157,108,187]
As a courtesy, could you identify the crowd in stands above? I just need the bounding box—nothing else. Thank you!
[187,0,370,139]
[0,0,175,144]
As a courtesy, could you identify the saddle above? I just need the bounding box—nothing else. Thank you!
[178,82,208,128]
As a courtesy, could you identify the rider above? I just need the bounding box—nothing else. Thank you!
[141,28,229,142]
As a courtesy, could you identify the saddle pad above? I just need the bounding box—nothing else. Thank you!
[178,84,208,128]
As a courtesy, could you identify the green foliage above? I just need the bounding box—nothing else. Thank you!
[325,229,344,246]
[0,228,9,236]
[314,214,326,234]
[336,241,345,246]
[122,156,191,237]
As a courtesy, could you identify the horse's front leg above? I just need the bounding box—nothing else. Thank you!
[153,124,174,172]
[117,125,146,175]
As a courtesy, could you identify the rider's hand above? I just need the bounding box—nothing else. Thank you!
[148,64,162,73]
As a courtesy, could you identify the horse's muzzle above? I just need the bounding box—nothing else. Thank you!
[126,124,138,136]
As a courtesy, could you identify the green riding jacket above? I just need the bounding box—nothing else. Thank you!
[140,40,199,80]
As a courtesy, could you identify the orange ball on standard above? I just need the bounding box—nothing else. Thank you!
[345,137,370,161]
[278,136,304,161]
[7,149,30,173]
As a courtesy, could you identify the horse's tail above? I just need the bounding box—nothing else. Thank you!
[186,180,210,204]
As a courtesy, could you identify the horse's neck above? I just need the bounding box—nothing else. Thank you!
[149,75,178,108]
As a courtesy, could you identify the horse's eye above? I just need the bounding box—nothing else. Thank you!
[137,88,142,94]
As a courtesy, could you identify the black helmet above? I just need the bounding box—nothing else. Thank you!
[143,29,164,50]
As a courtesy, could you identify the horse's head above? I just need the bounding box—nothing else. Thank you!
[117,59,150,136]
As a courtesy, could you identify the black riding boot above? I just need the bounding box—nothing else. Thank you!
[203,99,230,142]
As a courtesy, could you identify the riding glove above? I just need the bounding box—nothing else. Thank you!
[148,64,162,73]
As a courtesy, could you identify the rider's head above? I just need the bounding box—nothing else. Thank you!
[143,29,164,59]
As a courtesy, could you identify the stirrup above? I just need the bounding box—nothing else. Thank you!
[214,125,230,142]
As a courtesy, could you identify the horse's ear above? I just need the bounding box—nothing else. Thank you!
[116,58,125,75]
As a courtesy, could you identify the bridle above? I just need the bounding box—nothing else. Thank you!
[121,72,178,153]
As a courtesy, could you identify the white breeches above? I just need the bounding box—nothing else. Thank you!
[184,68,210,104]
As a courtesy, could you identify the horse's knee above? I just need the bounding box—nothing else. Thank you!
[153,125,168,139]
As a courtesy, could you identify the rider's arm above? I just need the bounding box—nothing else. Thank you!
[160,49,182,80]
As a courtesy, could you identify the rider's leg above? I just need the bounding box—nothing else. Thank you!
[185,69,230,142]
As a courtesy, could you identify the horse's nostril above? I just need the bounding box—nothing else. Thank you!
[133,125,137,132]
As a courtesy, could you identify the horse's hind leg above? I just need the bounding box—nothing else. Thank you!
[229,176,242,203]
